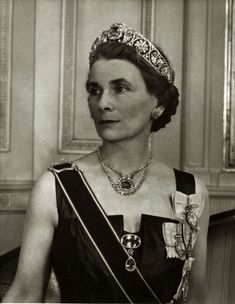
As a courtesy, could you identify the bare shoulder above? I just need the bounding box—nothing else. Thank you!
[28,170,58,227]
[2,171,58,302]
[31,170,56,204]
[33,170,55,194]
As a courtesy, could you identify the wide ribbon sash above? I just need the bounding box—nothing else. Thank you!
[50,164,161,304]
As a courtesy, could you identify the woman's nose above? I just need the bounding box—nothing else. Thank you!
[98,91,114,111]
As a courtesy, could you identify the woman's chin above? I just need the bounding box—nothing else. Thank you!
[97,130,128,143]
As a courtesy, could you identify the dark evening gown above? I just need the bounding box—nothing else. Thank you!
[49,163,204,303]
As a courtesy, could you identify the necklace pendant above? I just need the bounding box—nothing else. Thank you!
[117,176,135,195]
[120,176,134,190]
[97,148,152,196]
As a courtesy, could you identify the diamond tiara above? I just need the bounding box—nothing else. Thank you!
[89,22,174,83]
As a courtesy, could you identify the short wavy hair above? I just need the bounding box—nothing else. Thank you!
[89,41,179,132]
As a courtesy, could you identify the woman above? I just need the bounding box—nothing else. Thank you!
[3,22,209,303]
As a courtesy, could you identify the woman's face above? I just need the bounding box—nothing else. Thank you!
[87,58,157,143]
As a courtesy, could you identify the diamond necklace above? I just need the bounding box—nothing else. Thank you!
[97,148,153,196]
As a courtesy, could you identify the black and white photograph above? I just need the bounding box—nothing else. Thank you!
[0,0,235,303]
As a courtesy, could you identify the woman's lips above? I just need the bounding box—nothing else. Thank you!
[99,120,120,124]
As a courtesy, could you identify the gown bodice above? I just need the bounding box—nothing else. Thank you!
[49,163,203,303]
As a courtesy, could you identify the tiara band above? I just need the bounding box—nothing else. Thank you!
[89,22,173,83]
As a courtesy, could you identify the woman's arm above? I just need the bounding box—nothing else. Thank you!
[2,171,58,303]
[187,176,210,304]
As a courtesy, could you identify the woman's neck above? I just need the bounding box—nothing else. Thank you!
[100,137,152,174]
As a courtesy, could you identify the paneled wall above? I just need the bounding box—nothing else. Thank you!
[0,0,35,255]
[0,0,235,302]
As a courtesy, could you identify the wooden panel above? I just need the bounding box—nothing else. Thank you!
[224,0,235,170]
[0,0,35,255]
[0,180,32,254]
[34,0,62,178]
[0,213,25,256]
[181,0,235,188]
[207,0,235,186]
[209,187,235,215]
[0,191,31,211]
[58,0,101,153]
[152,0,184,168]
[73,0,142,149]
[208,0,227,183]
[0,0,35,180]
[208,221,235,304]
[0,0,12,152]
[0,181,33,210]
[58,0,146,154]
[182,0,209,173]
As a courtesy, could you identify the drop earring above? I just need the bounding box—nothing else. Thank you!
[151,108,160,120]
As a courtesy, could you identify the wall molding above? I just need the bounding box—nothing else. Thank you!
[223,0,235,170]
[58,0,100,154]
[181,0,234,188]
[0,181,33,211]
[58,0,155,154]
[0,0,12,152]
[182,0,210,175]
[141,0,156,40]
[208,185,235,216]
[208,185,235,198]
[0,181,32,211]
[0,181,34,191]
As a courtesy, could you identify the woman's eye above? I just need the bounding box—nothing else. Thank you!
[88,87,101,97]
[114,85,128,94]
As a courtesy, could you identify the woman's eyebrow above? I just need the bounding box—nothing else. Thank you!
[110,78,132,87]
[86,80,99,90]
[86,78,133,90]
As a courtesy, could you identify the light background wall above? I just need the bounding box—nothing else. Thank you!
[0,0,235,303]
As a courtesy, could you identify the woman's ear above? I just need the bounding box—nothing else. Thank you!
[151,95,165,116]
[150,104,165,120]
[155,105,165,117]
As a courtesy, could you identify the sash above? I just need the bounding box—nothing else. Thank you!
[49,162,161,304]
